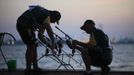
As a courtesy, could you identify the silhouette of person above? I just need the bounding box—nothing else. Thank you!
[16,5,61,73]
[72,20,112,75]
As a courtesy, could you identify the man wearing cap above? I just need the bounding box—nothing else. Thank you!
[72,20,112,75]
[16,5,61,73]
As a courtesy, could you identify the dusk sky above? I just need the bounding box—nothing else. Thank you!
[0,0,134,41]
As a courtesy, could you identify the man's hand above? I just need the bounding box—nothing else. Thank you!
[72,40,79,48]
[51,43,58,55]
[66,39,73,49]
[52,49,57,55]
[72,40,78,45]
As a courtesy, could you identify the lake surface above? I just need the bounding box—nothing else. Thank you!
[0,44,134,71]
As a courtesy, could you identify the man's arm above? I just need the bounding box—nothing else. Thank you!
[44,23,54,44]
[44,16,54,44]
[73,40,90,48]
[38,16,54,49]
[72,40,95,49]
[38,24,47,43]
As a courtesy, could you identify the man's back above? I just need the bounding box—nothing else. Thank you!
[92,28,109,48]
[17,6,50,28]
[91,28,112,66]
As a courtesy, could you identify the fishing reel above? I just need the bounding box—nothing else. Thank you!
[66,39,73,49]
[66,39,75,56]
[57,39,64,54]
[44,37,64,56]
[42,35,58,55]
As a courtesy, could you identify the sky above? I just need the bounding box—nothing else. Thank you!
[0,0,134,41]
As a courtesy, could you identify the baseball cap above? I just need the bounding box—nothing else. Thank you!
[52,11,61,25]
[56,20,59,25]
[80,19,95,30]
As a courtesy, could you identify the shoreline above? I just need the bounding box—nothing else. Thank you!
[0,69,134,75]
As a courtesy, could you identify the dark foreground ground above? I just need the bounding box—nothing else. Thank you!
[0,69,134,75]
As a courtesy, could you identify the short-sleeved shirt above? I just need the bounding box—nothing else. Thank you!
[91,28,109,48]
[89,28,112,66]
[17,6,50,30]
[16,6,50,44]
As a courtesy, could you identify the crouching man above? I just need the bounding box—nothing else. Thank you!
[72,20,113,75]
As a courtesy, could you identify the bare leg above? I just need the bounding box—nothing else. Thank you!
[26,44,37,70]
[25,44,35,75]
[26,45,32,70]
[75,46,91,71]
[33,44,38,69]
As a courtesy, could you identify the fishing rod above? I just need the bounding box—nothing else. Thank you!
[55,26,78,56]
[53,32,63,54]
[0,32,16,66]
[37,33,82,66]
[53,32,82,65]
[55,26,72,39]
[36,39,76,71]
[37,32,65,56]
[0,32,16,42]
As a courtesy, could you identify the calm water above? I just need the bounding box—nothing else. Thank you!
[0,44,134,71]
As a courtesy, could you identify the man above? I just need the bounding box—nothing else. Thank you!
[16,5,61,73]
[72,20,112,75]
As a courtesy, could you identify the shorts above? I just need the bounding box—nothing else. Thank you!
[16,22,36,45]
[89,48,112,66]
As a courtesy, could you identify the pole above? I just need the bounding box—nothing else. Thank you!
[55,26,77,55]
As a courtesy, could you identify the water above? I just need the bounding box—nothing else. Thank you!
[0,44,134,71]
[110,44,134,71]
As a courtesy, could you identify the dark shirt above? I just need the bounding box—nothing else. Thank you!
[17,6,50,29]
[92,28,109,48]
[91,28,112,66]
